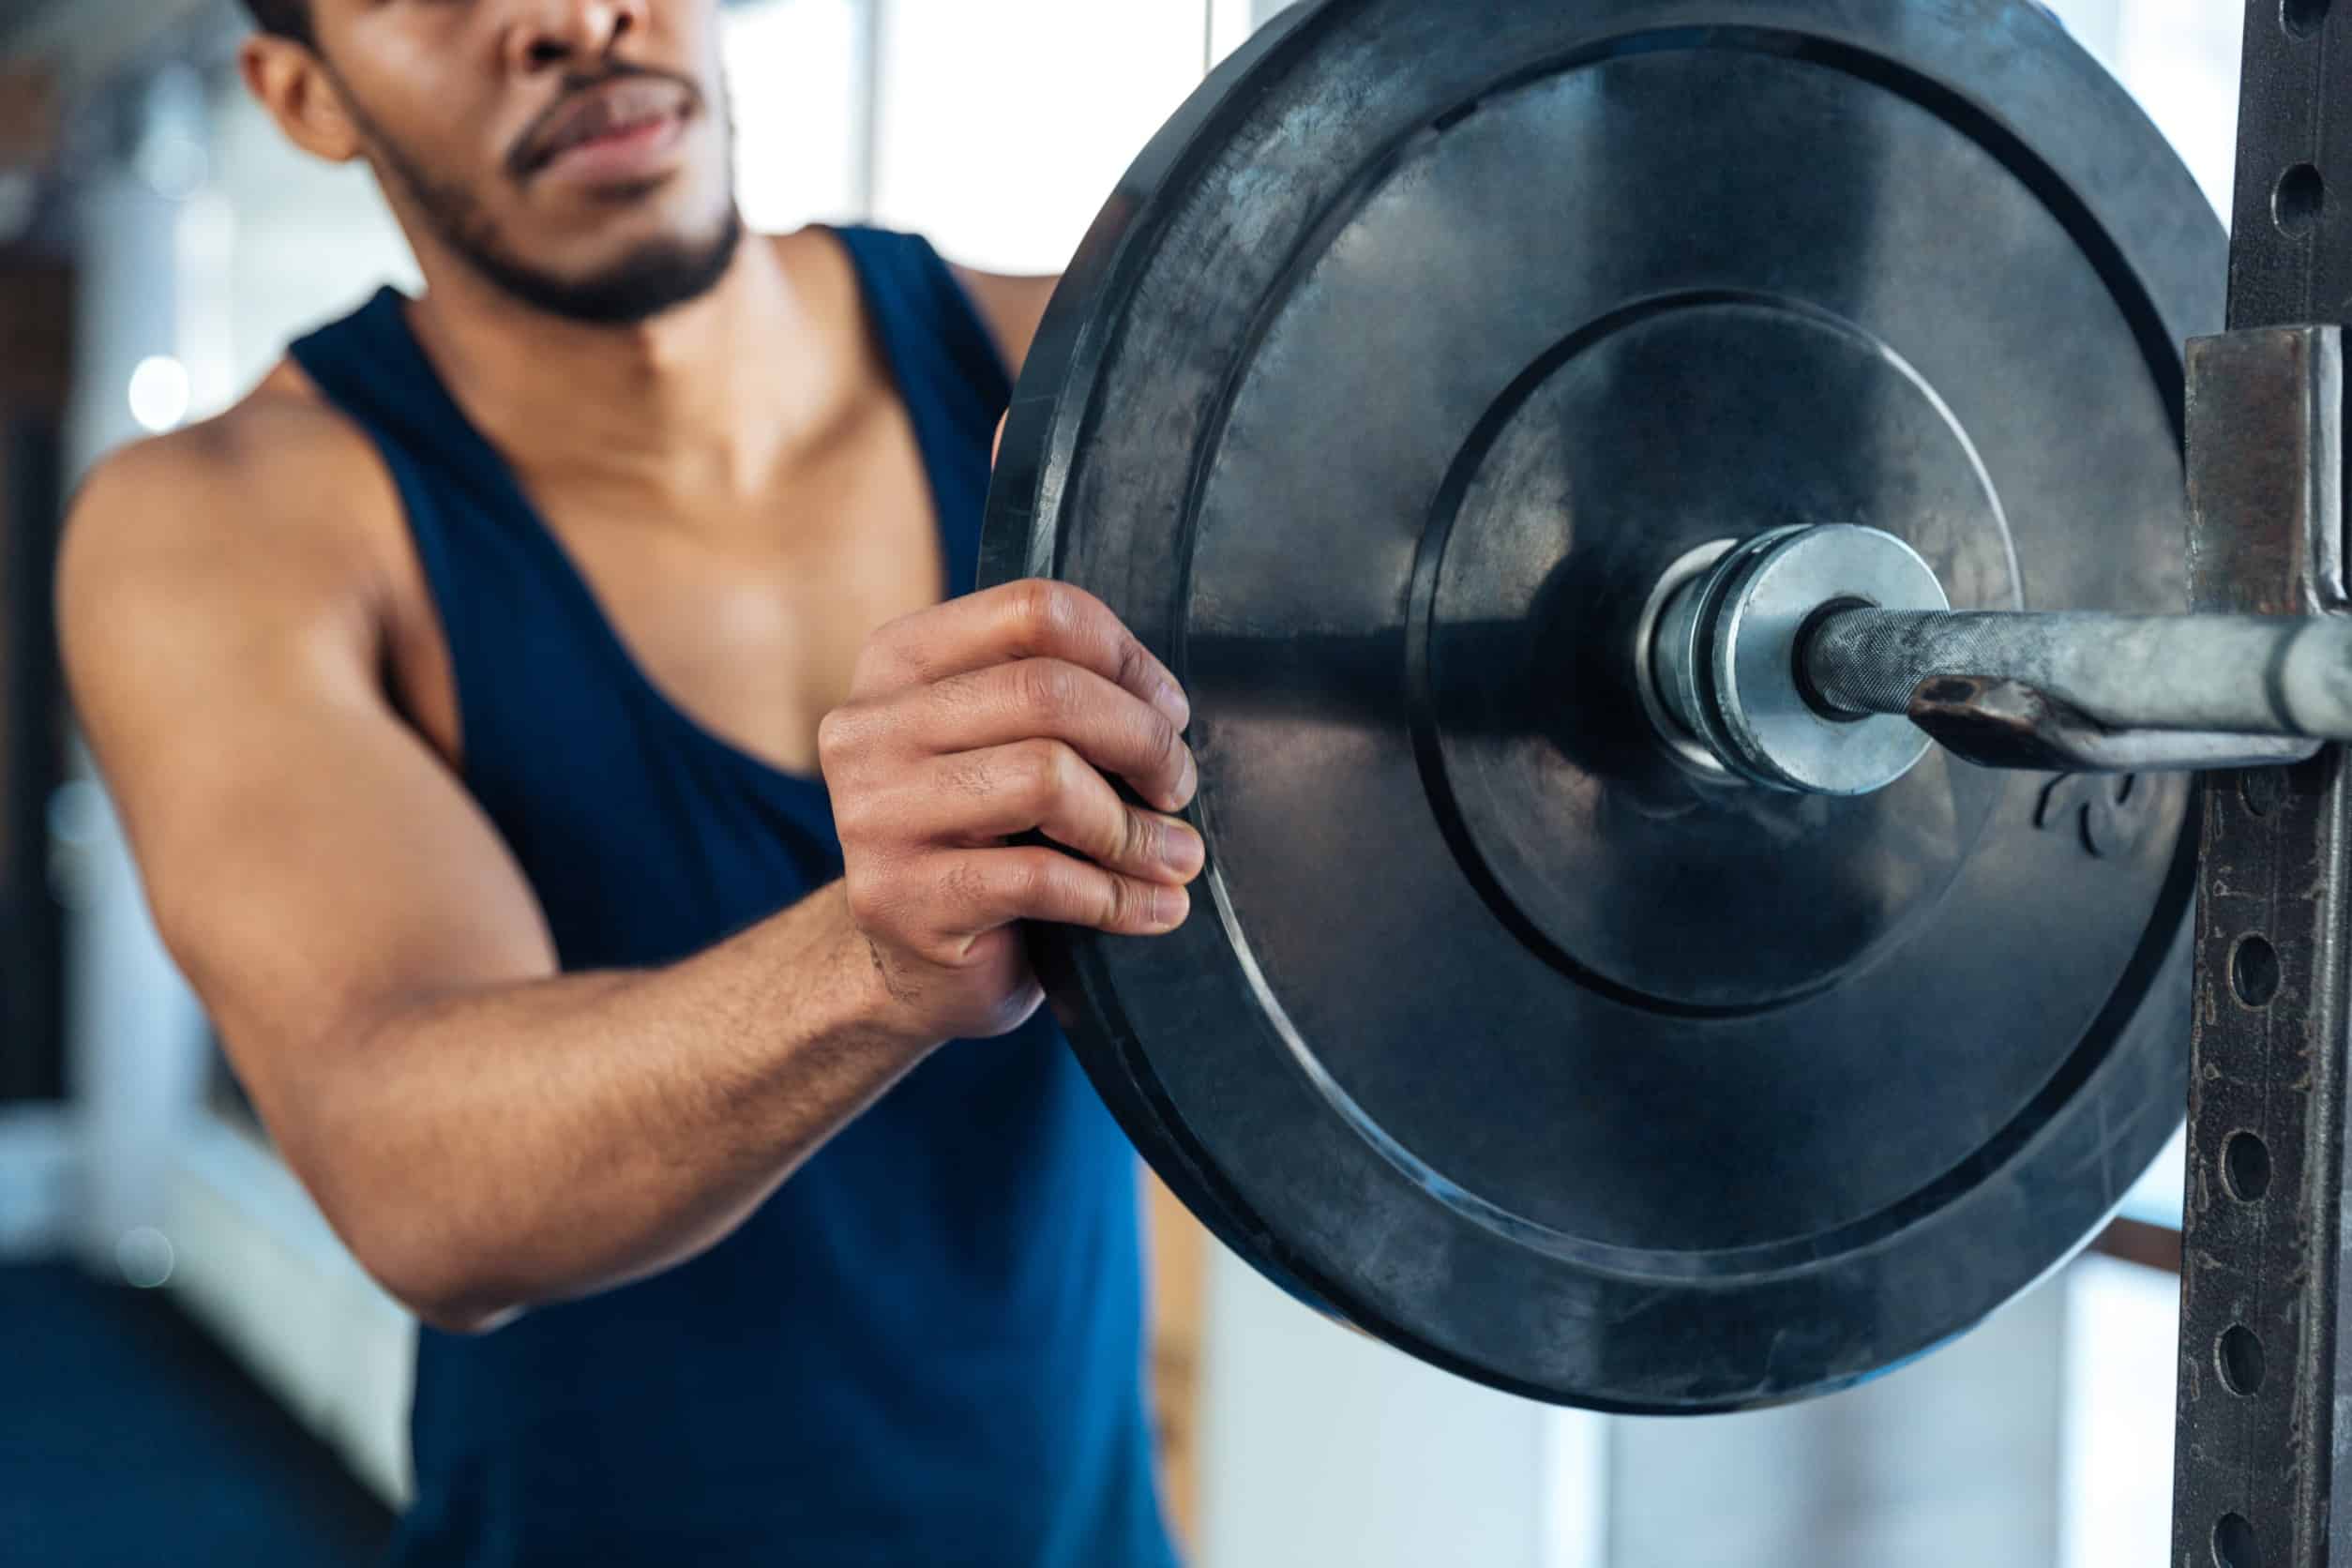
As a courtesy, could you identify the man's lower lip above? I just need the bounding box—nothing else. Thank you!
[537,114,687,182]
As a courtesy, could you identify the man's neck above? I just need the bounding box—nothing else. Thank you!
[404,232,838,510]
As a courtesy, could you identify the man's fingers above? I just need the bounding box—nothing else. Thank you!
[938,847,1193,939]
[854,580,1187,730]
[881,743,1203,883]
[909,659,1196,813]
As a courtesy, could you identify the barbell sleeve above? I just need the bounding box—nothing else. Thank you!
[1804,609,2352,741]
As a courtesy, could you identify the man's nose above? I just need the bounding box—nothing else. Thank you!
[501,0,650,74]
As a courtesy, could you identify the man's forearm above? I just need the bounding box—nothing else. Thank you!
[284,882,937,1332]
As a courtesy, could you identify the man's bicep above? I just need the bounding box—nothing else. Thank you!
[59,443,556,1109]
[122,660,559,1071]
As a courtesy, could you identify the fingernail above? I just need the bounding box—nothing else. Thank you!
[1151,887,1192,932]
[1154,678,1192,731]
[1172,748,1199,810]
[1159,822,1205,878]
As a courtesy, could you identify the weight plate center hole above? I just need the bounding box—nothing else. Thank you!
[1419,302,2011,1011]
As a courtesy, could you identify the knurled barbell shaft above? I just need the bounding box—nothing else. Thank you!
[1804,609,2352,741]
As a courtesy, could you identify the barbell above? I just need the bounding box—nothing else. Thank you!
[980,0,2297,1411]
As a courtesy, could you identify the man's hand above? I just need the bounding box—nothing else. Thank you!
[820,580,1204,1044]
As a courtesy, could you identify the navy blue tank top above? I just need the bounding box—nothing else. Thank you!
[288,228,1175,1568]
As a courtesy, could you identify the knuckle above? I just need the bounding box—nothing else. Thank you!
[1114,634,1152,695]
[1018,659,1082,721]
[1055,737,1093,780]
[815,708,852,766]
[817,703,872,764]
[842,874,891,933]
[1012,580,1108,655]
[1116,807,1156,867]
[1022,740,1077,807]
[991,853,1048,913]
[1010,580,1067,645]
[1148,711,1184,773]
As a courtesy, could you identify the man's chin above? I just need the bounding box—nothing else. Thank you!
[476,209,746,326]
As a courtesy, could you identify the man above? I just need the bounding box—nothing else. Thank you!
[57,1,1205,1562]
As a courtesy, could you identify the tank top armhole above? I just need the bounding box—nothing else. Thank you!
[371,454,481,768]
[914,240,1020,404]
[824,227,1015,596]
[289,292,492,780]
[828,227,1015,413]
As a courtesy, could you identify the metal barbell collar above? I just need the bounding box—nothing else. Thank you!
[1647,523,2329,793]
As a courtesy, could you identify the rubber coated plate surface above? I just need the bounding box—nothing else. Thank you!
[982,0,2218,1411]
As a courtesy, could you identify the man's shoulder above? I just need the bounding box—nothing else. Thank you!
[125,360,376,477]
[74,365,396,541]
[61,365,410,636]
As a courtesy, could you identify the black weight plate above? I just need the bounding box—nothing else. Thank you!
[982,0,2218,1411]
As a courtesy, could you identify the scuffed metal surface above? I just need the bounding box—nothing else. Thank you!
[2176,318,2352,1563]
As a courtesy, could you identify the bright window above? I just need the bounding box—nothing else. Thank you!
[871,0,1214,273]
[726,0,869,234]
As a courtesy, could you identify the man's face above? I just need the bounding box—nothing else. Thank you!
[301,0,742,324]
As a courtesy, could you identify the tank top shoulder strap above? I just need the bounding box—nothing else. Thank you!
[288,281,534,590]
[827,225,1014,593]
[288,287,506,492]
[286,289,586,786]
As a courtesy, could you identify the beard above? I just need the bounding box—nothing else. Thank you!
[341,67,746,326]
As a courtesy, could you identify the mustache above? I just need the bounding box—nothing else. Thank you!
[506,64,705,180]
